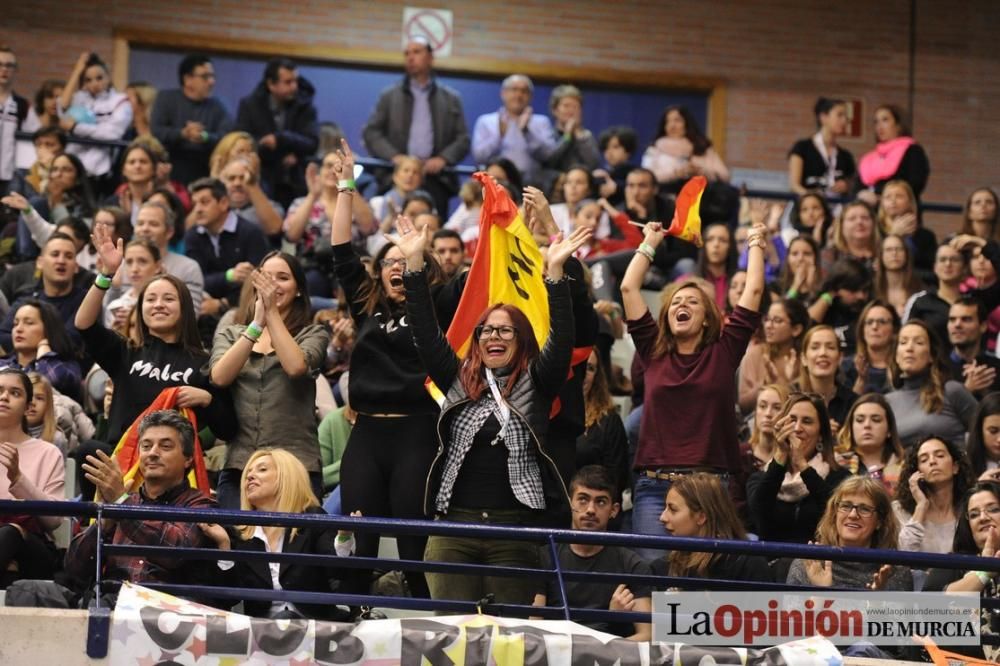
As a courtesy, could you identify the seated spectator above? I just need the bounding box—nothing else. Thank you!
[361,38,469,217]
[129,135,192,216]
[739,383,790,528]
[534,466,651,641]
[184,177,269,318]
[150,54,233,185]
[808,257,872,354]
[878,179,936,278]
[74,231,235,498]
[619,167,693,282]
[783,191,832,248]
[0,367,65,582]
[0,298,81,402]
[431,228,466,280]
[903,243,968,348]
[739,298,807,413]
[787,477,911,589]
[657,472,771,580]
[3,188,109,271]
[218,156,284,237]
[24,79,63,133]
[144,186,188,248]
[371,156,423,227]
[235,58,318,207]
[642,105,729,192]
[0,232,91,352]
[843,300,898,395]
[130,200,204,312]
[208,251,330,509]
[773,235,822,305]
[874,234,923,317]
[788,97,855,196]
[444,179,483,244]
[958,187,999,242]
[965,239,1000,355]
[742,200,787,283]
[107,141,159,225]
[198,448,354,620]
[28,372,93,455]
[835,394,904,494]
[575,352,629,499]
[747,392,851,543]
[284,151,374,296]
[67,410,215,604]
[471,74,557,187]
[924,480,1000,662]
[485,158,524,204]
[102,238,161,330]
[208,131,255,179]
[947,296,1000,398]
[691,222,738,310]
[549,166,603,238]
[58,52,132,194]
[967,394,1000,483]
[13,126,65,199]
[797,325,858,428]
[893,436,973,553]
[11,152,95,259]
[593,125,637,206]
[575,197,643,261]
[858,104,930,199]
[542,85,601,186]
[886,320,976,448]
[820,201,878,274]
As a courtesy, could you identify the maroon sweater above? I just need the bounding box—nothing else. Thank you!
[627,305,760,472]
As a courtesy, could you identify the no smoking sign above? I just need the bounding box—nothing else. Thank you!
[403,7,454,57]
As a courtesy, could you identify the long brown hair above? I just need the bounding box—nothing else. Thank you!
[665,473,747,577]
[355,241,444,317]
[874,234,922,303]
[797,325,841,392]
[459,304,540,401]
[653,280,723,358]
[235,251,312,336]
[748,383,790,449]
[889,320,947,413]
[894,435,974,515]
[836,393,905,464]
[832,201,880,257]
[777,392,840,469]
[814,476,899,550]
[133,274,203,356]
[584,352,615,428]
[876,180,918,234]
[959,187,1000,239]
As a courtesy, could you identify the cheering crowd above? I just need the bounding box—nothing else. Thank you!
[0,37,999,660]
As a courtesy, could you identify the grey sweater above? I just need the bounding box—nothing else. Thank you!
[150,89,233,184]
[787,558,914,591]
[885,374,976,448]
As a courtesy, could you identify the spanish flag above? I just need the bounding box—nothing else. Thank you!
[426,173,590,408]
[665,175,707,247]
[97,387,211,501]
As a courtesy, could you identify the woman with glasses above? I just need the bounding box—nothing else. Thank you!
[874,234,923,318]
[835,394,905,494]
[748,392,850,544]
[738,298,808,414]
[209,251,330,509]
[57,52,132,195]
[786,476,911,590]
[327,140,444,599]
[892,436,974,554]
[924,481,1000,662]
[390,201,589,604]
[843,300,899,395]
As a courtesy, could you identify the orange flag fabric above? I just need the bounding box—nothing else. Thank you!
[98,386,211,500]
[665,175,707,247]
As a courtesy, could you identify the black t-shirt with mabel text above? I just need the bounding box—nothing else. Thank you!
[538,543,651,637]
[79,323,235,443]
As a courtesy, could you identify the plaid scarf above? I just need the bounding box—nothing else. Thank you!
[435,373,545,513]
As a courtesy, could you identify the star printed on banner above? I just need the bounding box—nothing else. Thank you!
[806,647,818,655]
[136,655,159,666]
[373,640,389,657]
[218,656,245,666]
[186,633,208,659]
[289,655,316,666]
[824,654,842,666]
[134,587,158,602]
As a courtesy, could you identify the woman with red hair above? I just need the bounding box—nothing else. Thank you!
[393,211,591,605]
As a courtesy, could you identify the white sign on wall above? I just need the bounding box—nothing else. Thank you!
[403,7,454,57]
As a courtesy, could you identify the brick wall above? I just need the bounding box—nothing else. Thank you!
[6,0,1000,224]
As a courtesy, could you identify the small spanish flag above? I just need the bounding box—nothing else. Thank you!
[665,175,707,247]
[98,387,211,501]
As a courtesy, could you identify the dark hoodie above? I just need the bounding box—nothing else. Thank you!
[235,76,319,205]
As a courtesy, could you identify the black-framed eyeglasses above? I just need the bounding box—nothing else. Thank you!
[0,62,18,70]
[476,325,517,341]
[836,501,876,517]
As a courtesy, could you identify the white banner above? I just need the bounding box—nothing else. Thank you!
[110,583,843,665]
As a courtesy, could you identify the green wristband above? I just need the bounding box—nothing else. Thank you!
[820,292,834,306]
[245,321,264,340]
[200,130,209,143]
[94,273,113,290]
[225,268,236,283]
[786,287,799,299]
[337,178,356,190]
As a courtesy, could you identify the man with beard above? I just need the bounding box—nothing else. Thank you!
[431,229,465,280]
[947,295,1000,398]
[218,156,284,238]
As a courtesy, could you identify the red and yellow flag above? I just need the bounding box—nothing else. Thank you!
[428,172,594,406]
[98,387,211,500]
[665,175,707,247]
